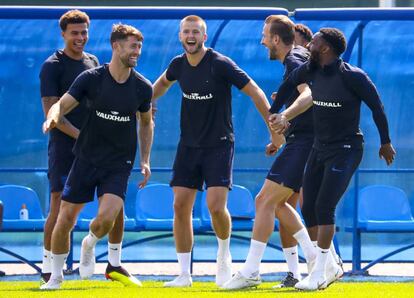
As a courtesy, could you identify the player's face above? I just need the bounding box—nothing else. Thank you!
[309,33,325,65]
[118,36,142,68]
[179,21,206,55]
[62,23,88,56]
[261,24,278,60]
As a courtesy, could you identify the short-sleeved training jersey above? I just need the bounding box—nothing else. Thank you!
[271,59,391,149]
[68,64,152,169]
[166,48,250,148]
[39,50,99,145]
[272,46,313,140]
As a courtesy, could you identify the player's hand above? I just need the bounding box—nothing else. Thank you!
[265,143,278,156]
[268,113,290,134]
[379,143,396,166]
[42,117,58,134]
[271,92,277,101]
[138,162,151,188]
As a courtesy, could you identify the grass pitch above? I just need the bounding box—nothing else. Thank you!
[0,280,413,298]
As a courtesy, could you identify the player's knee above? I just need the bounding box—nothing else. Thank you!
[274,201,287,218]
[56,212,76,232]
[301,203,316,227]
[94,215,115,232]
[255,193,273,212]
[315,207,336,225]
[173,199,192,218]
[208,203,227,218]
[45,212,59,227]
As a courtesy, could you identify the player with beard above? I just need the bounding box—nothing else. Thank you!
[292,22,344,277]
[40,24,154,290]
[39,10,136,287]
[269,28,396,290]
[223,15,317,290]
[152,15,281,288]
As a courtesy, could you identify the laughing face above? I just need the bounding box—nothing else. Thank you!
[261,23,278,60]
[309,33,326,65]
[117,36,142,68]
[179,21,206,55]
[62,23,88,58]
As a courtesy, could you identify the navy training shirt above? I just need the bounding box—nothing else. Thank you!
[271,46,313,142]
[68,64,152,169]
[166,48,251,147]
[39,50,99,146]
[270,59,391,149]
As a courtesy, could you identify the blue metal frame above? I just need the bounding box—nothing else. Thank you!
[1,6,413,21]
[350,169,414,274]
[293,8,414,20]
[0,247,41,273]
[2,166,414,273]
[0,6,288,20]
[210,20,230,49]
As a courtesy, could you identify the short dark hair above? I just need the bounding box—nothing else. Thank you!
[295,24,313,42]
[110,24,144,45]
[264,15,295,45]
[59,9,90,31]
[319,28,347,56]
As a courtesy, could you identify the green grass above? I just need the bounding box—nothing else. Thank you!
[1,281,414,298]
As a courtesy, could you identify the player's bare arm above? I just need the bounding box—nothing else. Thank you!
[42,93,79,134]
[152,71,175,102]
[41,95,81,139]
[151,71,175,119]
[137,109,154,188]
[241,79,271,121]
[241,80,286,152]
[269,84,312,134]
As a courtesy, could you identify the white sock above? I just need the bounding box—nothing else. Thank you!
[217,237,230,259]
[84,231,99,248]
[312,241,318,248]
[177,252,191,276]
[240,239,266,278]
[283,246,300,280]
[327,245,339,269]
[313,246,330,273]
[293,228,316,262]
[108,242,122,267]
[42,248,51,274]
[330,242,340,263]
[50,252,68,279]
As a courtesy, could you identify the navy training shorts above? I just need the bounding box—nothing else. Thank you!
[48,141,76,193]
[170,140,234,191]
[266,137,313,192]
[62,157,131,204]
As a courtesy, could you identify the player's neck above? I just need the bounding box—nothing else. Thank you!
[319,54,338,67]
[63,48,83,60]
[279,44,294,63]
[108,60,131,84]
[185,46,207,66]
